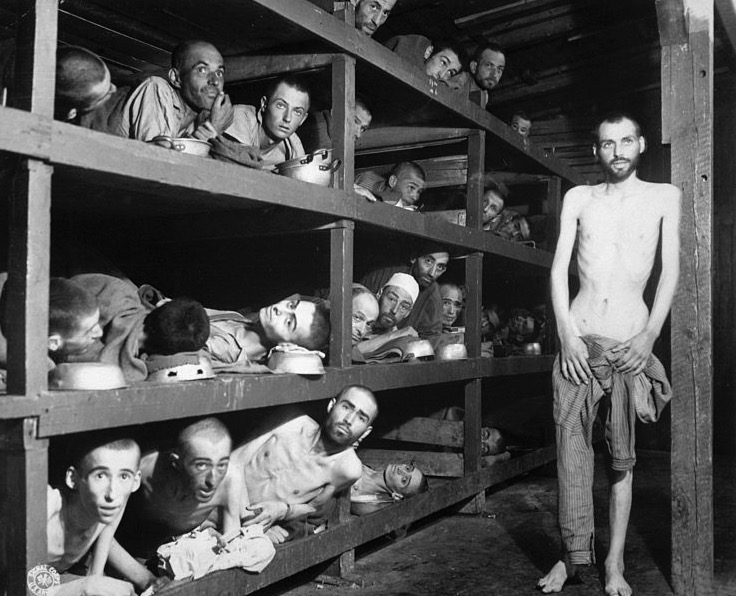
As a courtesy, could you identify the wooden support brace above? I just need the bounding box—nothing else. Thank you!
[659,1,715,594]
[6,159,52,396]
[0,418,48,596]
[377,417,466,447]
[328,221,354,367]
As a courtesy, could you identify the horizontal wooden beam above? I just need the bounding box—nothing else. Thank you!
[226,53,336,82]
[357,127,474,151]
[5,356,557,436]
[0,107,556,267]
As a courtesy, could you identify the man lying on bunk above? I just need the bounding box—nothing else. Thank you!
[69,274,210,383]
[354,273,419,357]
[0,276,103,378]
[351,284,380,346]
[108,418,242,589]
[117,40,234,143]
[350,461,428,514]
[360,243,449,339]
[216,75,309,169]
[352,0,397,37]
[300,95,373,153]
[354,161,427,209]
[448,43,506,103]
[54,45,131,133]
[206,294,330,371]
[231,385,379,543]
[46,433,143,596]
[384,35,464,84]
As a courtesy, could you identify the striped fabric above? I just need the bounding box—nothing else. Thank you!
[553,334,672,564]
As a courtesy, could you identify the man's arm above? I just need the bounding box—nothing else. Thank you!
[550,188,592,384]
[105,538,158,593]
[612,185,681,374]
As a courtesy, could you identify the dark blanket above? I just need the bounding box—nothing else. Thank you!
[72,274,152,382]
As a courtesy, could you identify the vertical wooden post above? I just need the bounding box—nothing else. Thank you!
[2,4,56,594]
[330,54,356,191]
[459,130,485,514]
[658,1,714,594]
[0,419,49,596]
[328,221,354,368]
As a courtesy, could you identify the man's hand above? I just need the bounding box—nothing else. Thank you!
[610,330,656,375]
[559,333,592,385]
[208,92,234,134]
[353,184,378,202]
[77,576,136,596]
[242,501,288,529]
[265,525,290,544]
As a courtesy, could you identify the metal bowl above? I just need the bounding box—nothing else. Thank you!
[153,136,212,157]
[405,339,435,362]
[437,343,468,361]
[49,362,128,391]
[522,342,542,356]
[274,148,341,186]
[268,344,325,375]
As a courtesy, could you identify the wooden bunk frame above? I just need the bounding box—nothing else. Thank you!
[0,1,714,595]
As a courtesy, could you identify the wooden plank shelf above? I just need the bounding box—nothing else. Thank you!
[0,108,555,268]
[0,357,555,436]
[155,444,556,596]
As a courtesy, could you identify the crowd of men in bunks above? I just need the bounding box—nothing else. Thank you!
[0,2,682,595]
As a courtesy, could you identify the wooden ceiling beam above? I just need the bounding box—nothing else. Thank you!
[491,46,660,104]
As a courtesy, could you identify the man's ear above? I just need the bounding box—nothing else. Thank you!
[387,175,398,189]
[65,108,78,122]
[423,45,434,61]
[639,136,646,154]
[592,143,599,159]
[390,491,404,501]
[169,451,181,470]
[48,334,63,353]
[168,67,181,90]
[260,96,267,114]
[131,470,142,493]
[469,60,478,75]
[65,466,79,491]
[326,397,336,414]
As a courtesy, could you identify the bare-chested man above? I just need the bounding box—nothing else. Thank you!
[108,418,241,587]
[231,385,378,542]
[538,113,680,596]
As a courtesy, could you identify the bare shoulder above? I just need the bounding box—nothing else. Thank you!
[562,184,595,213]
[335,450,363,485]
[642,181,681,215]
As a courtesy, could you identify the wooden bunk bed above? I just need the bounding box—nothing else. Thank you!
[0,1,587,594]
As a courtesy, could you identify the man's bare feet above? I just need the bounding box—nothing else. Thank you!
[537,560,568,593]
[604,561,632,596]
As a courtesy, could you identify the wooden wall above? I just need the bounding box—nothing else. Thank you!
[713,73,736,455]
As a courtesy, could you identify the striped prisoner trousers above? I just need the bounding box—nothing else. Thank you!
[553,335,672,565]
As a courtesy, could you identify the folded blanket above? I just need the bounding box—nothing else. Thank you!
[156,526,275,580]
[72,274,151,383]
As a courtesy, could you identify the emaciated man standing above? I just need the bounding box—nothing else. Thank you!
[538,113,680,596]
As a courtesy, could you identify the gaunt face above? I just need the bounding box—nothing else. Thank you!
[595,118,644,182]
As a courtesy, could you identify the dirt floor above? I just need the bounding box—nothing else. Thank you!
[260,452,736,596]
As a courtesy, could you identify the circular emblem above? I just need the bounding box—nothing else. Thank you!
[27,564,60,596]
